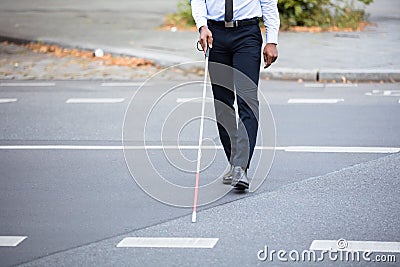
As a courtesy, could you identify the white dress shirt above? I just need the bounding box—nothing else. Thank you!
[191,0,280,44]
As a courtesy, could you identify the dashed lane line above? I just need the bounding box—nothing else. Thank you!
[116,237,219,249]
[0,82,149,87]
[100,82,148,87]
[0,98,17,103]
[304,83,358,88]
[65,98,125,104]
[176,98,214,103]
[0,236,27,247]
[0,82,55,87]
[303,83,325,88]
[288,99,344,104]
[365,90,400,96]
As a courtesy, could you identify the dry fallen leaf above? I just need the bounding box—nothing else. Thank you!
[24,42,154,68]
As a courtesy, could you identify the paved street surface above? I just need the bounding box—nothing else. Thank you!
[0,79,399,266]
[0,0,399,266]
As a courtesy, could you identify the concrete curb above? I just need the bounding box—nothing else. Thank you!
[1,35,399,82]
[318,69,400,82]
[0,35,193,67]
[261,68,400,82]
[260,68,318,81]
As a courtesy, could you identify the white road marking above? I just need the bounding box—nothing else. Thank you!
[0,145,398,154]
[0,145,232,150]
[310,240,400,253]
[176,98,213,103]
[366,90,400,97]
[326,84,358,88]
[116,237,219,248]
[288,98,344,104]
[100,82,147,87]
[398,99,400,104]
[0,145,125,150]
[0,82,55,87]
[0,98,17,104]
[387,90,400,96]
[0,236,27,247]
[304,83,358,88]
[65,98,125,104]
[284,146,400,153]
[304,83,325,88]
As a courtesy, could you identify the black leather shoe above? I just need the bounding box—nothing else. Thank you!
[231,166,249,190]
[222,165,233,184]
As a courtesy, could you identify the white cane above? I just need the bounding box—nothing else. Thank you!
[192,46,210,223]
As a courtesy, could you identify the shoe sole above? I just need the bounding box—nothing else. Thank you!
[222,179,232,185]
[233,181,249,190]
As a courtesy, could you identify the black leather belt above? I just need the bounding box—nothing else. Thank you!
[208,18,259,28]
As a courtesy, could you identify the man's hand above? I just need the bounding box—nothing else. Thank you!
[199,26,213,53]
[263,43,278,69]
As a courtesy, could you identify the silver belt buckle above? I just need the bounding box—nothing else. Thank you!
[225,21,235,28]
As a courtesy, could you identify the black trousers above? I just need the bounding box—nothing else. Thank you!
[208,22,262,169]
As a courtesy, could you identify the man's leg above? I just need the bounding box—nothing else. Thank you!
[231,24,262,170]
[208,25,237,165]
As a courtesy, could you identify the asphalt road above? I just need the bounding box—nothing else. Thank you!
[0,79,399,266]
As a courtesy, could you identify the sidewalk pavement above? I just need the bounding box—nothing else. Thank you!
[0,0,399,81]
